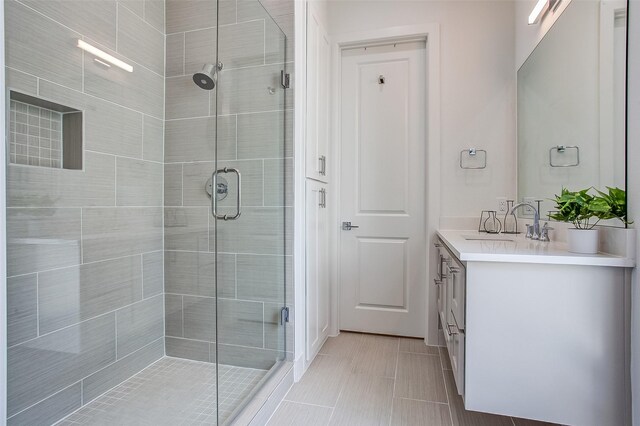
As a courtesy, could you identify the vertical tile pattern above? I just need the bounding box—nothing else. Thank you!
[163,0,295,378]
[5,0,165,423]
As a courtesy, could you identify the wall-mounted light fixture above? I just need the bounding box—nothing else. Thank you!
[528,0,562,25]
[77,39,133,72]
[528,0,549,25]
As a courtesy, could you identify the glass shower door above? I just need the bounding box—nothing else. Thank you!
[3,0,288,423]
[213,1,290,422]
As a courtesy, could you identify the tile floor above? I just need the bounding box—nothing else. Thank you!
[56,357,267,426]
[267,332,558,426]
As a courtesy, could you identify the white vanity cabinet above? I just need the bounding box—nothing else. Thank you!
[435,230,635,426]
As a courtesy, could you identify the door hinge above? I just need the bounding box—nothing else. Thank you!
[280,307,290,324]
[281,70,290,89]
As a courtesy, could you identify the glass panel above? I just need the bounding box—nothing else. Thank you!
[4,0,287,423]
[4,0,167,424]
[214,0,289,422]
[164,0,220,423]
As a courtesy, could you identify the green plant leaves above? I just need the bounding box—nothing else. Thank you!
[549,186,629,229]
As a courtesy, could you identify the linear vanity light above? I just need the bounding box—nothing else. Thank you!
[528,0,548,24]
[77,39,133,72]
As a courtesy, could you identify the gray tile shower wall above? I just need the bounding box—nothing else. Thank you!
[4,0,166,424]
[164,0,294,366]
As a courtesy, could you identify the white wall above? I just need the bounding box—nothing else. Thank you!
[323,0,516,220]
[627,1,640,423]
[309,0,330,29]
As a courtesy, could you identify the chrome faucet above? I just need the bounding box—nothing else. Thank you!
[539,222,553,242]
[510,202,540,240]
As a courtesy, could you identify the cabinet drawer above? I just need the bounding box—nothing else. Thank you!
[445,308,465,397]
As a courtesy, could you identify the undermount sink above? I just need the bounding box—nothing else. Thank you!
[462,234,515,242]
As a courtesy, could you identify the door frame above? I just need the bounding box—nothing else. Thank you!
[329,24,442,345]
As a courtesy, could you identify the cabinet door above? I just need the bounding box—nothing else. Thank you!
[306,180,330,360]
[449,258,466,327]
[435,243,448,335]
[443,254,465,398]
[317,184,330,352]
[306,8,330,182]
[447,307,465,397]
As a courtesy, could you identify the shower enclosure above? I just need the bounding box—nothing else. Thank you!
[4,0,291,424]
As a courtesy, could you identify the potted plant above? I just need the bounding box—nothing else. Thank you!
[549,187,629,254]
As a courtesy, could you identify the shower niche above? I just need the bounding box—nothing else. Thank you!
[8,91,83,170]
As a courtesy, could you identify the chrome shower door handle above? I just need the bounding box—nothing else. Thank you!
[212,167,242,220]
[227,167,241,220]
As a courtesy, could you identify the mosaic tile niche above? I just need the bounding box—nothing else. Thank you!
[9,100,63,168]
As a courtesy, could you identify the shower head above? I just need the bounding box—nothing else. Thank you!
[193,64,217,90]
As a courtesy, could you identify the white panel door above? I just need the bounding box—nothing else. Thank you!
[339,41,426,337]
[306,180,330,360]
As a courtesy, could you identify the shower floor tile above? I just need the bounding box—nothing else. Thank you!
[56,357,268,426]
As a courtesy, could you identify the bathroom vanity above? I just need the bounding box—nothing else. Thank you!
[435,230,635,426]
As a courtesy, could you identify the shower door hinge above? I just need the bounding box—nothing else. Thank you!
[280,307,290,324]
[281,70,290,89]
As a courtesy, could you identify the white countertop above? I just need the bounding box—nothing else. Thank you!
[436,230,636,268]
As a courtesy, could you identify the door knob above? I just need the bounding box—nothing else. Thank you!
[342,221,359,231]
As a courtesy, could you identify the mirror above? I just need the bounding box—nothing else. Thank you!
[517,0,627,226]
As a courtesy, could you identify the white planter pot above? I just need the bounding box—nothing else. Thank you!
[567,228,599,254]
